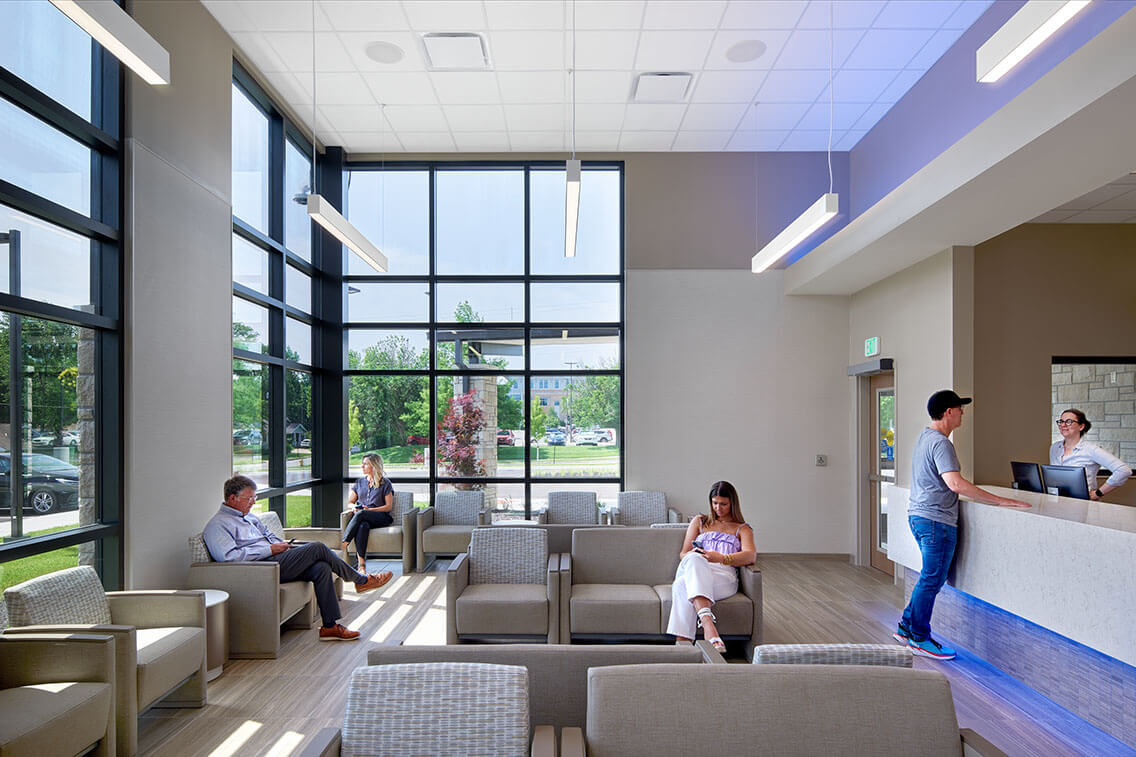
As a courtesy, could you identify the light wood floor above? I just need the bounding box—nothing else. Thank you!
[138,556,1133,756]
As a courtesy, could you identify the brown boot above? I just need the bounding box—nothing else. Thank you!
[355,570,393,594]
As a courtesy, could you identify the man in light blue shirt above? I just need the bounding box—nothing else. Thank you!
[203,475,392,641]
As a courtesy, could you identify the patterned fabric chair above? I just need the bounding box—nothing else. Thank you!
[537,491,598,524]
[447,527,559,644]
[186,510,340,660]
[752,643,913,667]
[415,490,489,572]
[340,490,416,574]
[608,491,680,526]
[0,633,117,757]
[3,566,206,756]
[300,662,551,757]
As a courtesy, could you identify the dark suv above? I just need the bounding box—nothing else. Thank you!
[0,453,80,515]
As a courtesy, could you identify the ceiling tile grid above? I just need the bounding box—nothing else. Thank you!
[1029,176,1136,224]
[206,0,994,153]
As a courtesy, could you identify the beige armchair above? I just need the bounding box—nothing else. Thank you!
[3,566,206,757]
[259,511,344,600]
[0,633,117,757]
[606,490,681,525]
[340,490,416,574]
[536,491,598,524]
[447,527,559,644]
[415,490,489,572]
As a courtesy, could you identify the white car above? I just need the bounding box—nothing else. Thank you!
[575,430,600,446]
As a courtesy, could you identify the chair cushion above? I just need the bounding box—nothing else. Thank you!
[571,528,683,586]
[655,584,752,636]
[279,581,314,623]
[435,490,483,525]
[571,584,661,635]
[187,533,212,564]
[468,528,547,585]
[343,663,529,757]
[547,491,597,524]
[362,526,404,554]
[135,626,205,708]
[4,566,112,627]
[455,584,548,636]
[422,525,476,554]
[0,682,111,756]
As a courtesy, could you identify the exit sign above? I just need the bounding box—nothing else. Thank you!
[864,337,880,357]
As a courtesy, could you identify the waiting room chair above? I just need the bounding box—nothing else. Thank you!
[3,566,206,756]
[0,632,117,757]
[447,527,559,644]
[606,490,680,525]
[415,490,489,572]
[299,662,551,757]
[536,491,598,524]
[340,490,416,574]
[752,642,912,667]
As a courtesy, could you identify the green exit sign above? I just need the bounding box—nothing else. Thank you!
[864,337,880,357]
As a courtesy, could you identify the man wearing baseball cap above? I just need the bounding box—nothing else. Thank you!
[894,389,1031,660]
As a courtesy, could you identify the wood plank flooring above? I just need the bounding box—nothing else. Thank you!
[138,556,1133,756]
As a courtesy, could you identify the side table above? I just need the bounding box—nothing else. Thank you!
[203,589,230,681]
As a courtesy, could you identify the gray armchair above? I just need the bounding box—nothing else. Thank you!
[340,490,416,574]
[0,633,117,757]
[537,491,598,524]
[447,527,559,644]
[300,662,550,757]
[607,491,680,525]
[3,566,206,757]
[416,490,490,572]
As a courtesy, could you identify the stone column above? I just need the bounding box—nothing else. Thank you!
[77,320,96,568]
[450,371,498,513]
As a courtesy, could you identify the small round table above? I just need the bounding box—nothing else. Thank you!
[202,589,229,681]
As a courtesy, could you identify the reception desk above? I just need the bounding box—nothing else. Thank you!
[885,484,1136,746]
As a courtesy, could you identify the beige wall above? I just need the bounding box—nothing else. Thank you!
[124,0,234,588]
[973,224,1136,505]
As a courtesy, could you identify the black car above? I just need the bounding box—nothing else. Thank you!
[0,453,81,515]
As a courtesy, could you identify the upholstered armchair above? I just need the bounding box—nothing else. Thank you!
[340,490,416,574]
[752,643,913,667]
[606,491,680,526]
[415,490,489,572]
[447,527,559,644]
[0,632,117,757]
[299,662,552,757]
[258,511,344,599]
[3,566,206,757]
[536,491,598,524]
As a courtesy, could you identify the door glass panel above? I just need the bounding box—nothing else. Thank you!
[876,388,895,552]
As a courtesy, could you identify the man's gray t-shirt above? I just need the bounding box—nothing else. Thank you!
[908,427,961,527]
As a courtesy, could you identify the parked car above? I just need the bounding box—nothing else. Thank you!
[575,429,600,445]
[545,429,566,446]
[62,430,81,446]
[596,428,614,443]
[30,432,56,446]
[496,429,515,446]
[299,438,311,448]
[0,452,80,515]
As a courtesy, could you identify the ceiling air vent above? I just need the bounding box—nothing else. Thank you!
[632,72,693,103]
[422,32,490,70]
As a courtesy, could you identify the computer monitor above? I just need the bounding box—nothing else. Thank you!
[1010,461,1044,493]
[1040,464,1091,500]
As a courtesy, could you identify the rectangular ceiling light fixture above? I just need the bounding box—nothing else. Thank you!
[49,0,170,85]
[422,32,490,70]
[633,72,693,103]
[751,193,838,273]
[307,194,388,273]
[977,0,1091,83]
[565,159,581,258]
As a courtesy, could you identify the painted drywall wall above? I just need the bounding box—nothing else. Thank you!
[124,0,233,588]
[625,270,851,554]
[973,224,1136,505]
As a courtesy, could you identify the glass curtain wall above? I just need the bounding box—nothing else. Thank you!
[344,163,623,518]
[231,65,317,525]
[0,0,122,589]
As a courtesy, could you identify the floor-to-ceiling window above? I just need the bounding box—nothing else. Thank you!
[0,0,123,589]
[343,163,623,517]
[231,65,320,525]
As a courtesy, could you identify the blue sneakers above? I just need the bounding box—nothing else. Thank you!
[892,623,911,644]
[907,636,956,660]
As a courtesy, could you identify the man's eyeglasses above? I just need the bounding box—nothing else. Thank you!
[1055,419,1079,426]
[237,493,257,503]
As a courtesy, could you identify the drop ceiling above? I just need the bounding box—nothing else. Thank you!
[1030,173,1136,224]
[203,0,993,153]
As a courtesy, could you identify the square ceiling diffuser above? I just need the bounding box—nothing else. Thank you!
[633,72,693,103]
[422,32,490,70]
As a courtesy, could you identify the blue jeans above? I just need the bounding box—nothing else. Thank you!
[900,515,957,642]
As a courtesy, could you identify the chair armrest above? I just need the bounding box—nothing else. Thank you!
[601,507,615,525]
[558,553,572,644]
[417,506,435,530]
[478,508,491,526]
[561,726,585,757]
[108,590,206,629]
[961,728,1008,757]
[401,510,417,574]
[187,561,281,621]
[738,564,763,655]
[340,509,354,530]
[531,725,556,757]
[283,527,342,549]
[546,554,560,644]
[667,507,681,523]
[297,726,341,757]
[0,633,116,688]
[536,509,548,524]
[446,553,470,645]
[695,639,727,664]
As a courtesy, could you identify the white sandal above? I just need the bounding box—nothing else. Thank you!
[697,607,726,652]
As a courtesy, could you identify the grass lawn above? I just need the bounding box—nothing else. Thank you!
[0,525,80,591]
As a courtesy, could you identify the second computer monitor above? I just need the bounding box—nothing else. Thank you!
[1040,464,1091,500]
[1010,461,1044,493]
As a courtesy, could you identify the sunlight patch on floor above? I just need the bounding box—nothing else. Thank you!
[407,575,435,601]
[207,720,261,757]
[402,606,447,646]
[263,730,305,757]
[369,602,412,642]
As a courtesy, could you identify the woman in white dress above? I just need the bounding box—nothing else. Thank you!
[1051,408,1131,501]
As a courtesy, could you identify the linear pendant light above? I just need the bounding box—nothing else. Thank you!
[49,0,170,85]
[564,0,579,258]
[977,0,1091,83]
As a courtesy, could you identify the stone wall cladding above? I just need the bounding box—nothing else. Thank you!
[1052,363,1136,464]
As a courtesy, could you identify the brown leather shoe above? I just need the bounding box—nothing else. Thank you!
[355,570,393,594]
[318,624,360,641]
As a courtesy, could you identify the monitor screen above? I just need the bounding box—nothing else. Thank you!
[1040,464,1091,500]
[1010,461,1044,493]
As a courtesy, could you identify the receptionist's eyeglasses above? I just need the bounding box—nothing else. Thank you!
[1055,419,1079,426]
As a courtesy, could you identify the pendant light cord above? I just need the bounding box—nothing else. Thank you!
[311,0,317,196]
[571,0,576,159]
[827,0,833,194]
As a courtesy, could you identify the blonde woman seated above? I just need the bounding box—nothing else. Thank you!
[667,481,755,652]
[341,453,394,573]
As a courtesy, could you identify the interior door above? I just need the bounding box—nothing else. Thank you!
[868,373,895,575]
